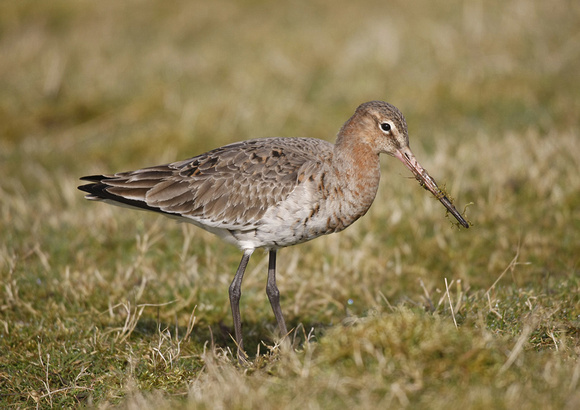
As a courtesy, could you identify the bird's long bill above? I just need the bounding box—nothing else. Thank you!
[394,146,469,228]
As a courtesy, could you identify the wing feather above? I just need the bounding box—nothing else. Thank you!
[79,137,334,228]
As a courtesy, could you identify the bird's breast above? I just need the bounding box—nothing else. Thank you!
[246,164,380,249]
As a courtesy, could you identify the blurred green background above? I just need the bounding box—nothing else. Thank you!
[1,0,579,407]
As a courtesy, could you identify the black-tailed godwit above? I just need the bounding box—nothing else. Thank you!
[79,101,469,359]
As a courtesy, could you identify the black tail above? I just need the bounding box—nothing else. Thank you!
[78,175,161,213]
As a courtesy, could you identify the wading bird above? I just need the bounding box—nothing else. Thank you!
[79,101,469,359]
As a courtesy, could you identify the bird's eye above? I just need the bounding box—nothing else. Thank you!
[380,122,392,132]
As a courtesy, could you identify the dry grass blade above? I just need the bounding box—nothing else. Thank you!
[499,316,539,374]
[444,278,458,329]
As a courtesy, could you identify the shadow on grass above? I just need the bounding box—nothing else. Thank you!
[127,314,333,360]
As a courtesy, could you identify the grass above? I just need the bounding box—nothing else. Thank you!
[1,0,579,408]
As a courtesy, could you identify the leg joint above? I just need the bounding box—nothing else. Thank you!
[266,282,280,300]
[229,282,242,301]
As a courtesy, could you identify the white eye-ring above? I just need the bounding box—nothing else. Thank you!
[380,122,392,133]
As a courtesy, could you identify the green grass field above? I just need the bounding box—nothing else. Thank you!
[1,0,579,408]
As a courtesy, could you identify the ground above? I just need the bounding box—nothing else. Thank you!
[1,0,579,408]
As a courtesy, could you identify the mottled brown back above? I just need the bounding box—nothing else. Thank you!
[79,137,334,227]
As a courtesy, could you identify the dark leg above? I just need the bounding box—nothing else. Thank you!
[229,249,253,360]
[266,250,288,339]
